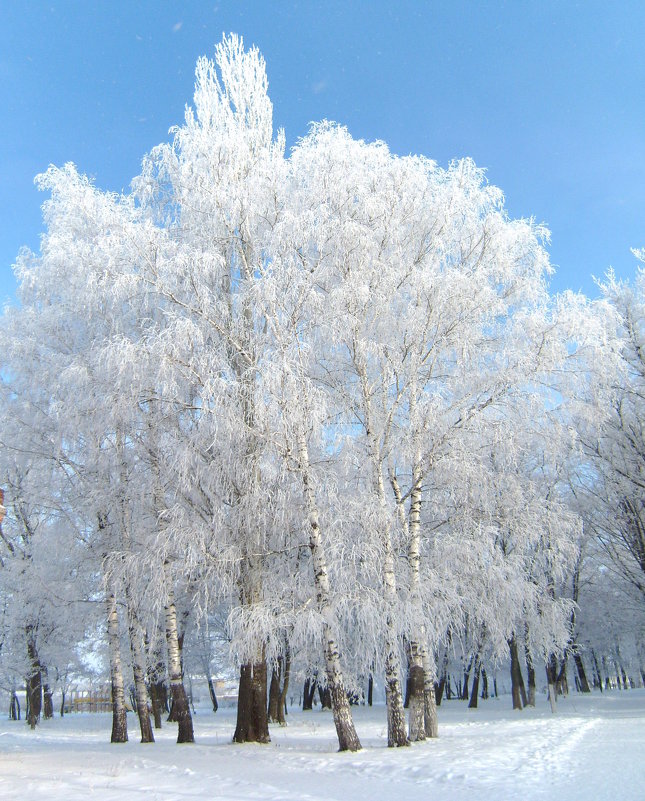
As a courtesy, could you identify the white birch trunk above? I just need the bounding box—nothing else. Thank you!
[298,433,361,752]
[116,439,154,744]
[105,586,128,743]
[406,461,426,741]
[99,506,128,744]
[392,470,438,738]
[126,589,154,743]
[421,646,439,737]
[163,560,195,743]
[378,469,409,748]
[357,349,408,748]
[408,380,439,739]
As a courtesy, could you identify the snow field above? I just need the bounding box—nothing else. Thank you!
[0,689,643,801]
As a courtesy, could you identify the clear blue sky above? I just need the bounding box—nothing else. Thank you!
[1,1,643,305]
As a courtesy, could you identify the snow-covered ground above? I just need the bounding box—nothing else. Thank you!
[0,690,643,800]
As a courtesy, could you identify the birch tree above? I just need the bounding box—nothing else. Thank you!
[582,264,645,601]
[1,32,624,752]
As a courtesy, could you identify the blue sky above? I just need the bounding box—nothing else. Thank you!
[1,1,643,305]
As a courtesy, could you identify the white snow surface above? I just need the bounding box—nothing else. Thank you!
[0,691,643,800]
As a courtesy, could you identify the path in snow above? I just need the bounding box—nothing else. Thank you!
[0,689,643,800]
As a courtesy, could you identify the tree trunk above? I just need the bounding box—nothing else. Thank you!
[566,553,589,696]
[166,608,192,724]
[380,562,408,744]
[616,646,629,689]
[434,643,450,707]
[207,677,219,712]
[318,684,332,709]
[508,635,524,711]
[106,588,128,743]
[153,679,166,723]
[546,653,558,713]
[519,667,528,706]
[234,660,270,743]
[43,682,53,719]
[385,659,409,747]
[167,622,187,723]
[525,641,536,707]
[391,370,435,743]
[602,654,611,689]
[421,648,439,738]
[40,664,53,720]
[377,486,407,746]
[233,539,270,741]
[403,660,411,709]
[26,627,42,729]
[277,651,291,724]
[127,595,154,743]
[591,650,603,692]
[164,562,194,743]
[302,677,315,710]
[149,683,162,728]
[354,351,407,749]
[435,675,445,706]
[481,668,488,700]
[26,671,41,729]
[367,673,373,706]
[407,660,425,739]
[10,691,21,721]
[145,637,167,728]
[298,434,361,751]
[401,473,428,741]
[468,654,481,709]
[148,682,163,729]
[556,658,569,696]
[114,436,150,740]
[461,654,473,701]
[268,664,281,723]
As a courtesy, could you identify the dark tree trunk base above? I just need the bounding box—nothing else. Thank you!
[170,683,195,743]
[468,660,481,709]
[268,666,281,723]
[302,677,316,711]
[509,636,525,711]
[149,683,163,728]
[234,662,270,744]
[408,666,426,741]
[111,708,128,743]
[318,685,332,709]
[574,653,591,693]
[277,652,291,725]
[434,676,445,706]
[208,677,219,713]
[10,692,21,721]
[43,685,54,719]
[138,708,155,743]
[329,682,361,752]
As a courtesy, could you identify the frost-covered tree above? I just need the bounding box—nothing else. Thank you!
[1,33,627,753]
[286,121,579,735]
[582,263,645,601]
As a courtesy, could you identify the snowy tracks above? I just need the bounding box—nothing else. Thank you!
[1,693,644,801]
